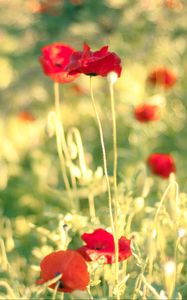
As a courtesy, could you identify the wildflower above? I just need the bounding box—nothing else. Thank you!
[164,0,183,10]
[77,228,132,264]
[39,43,79,83]
[27,0,61,14]
[134,103,160,122]
[66,43,122,77]
[71,83,87,95]
[147,153,176,178]
[18,111,35,122]
[36,250,90,293]
[147,67,176,89]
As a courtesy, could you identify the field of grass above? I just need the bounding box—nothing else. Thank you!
[0,0,187,299]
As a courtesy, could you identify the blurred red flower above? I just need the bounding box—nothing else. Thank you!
[164,0,183,10]
[147,153,176,178]
[36,250,90,293]
[18,111,35,122]
[71,83,87,95]
[77,228,132,264]
[134,104,160,122]
[39,43,79,83]
[147,68,177,89]
[27,0,61,15]
[66,43,122,77]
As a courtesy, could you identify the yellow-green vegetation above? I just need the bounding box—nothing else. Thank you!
[0,0,187,299]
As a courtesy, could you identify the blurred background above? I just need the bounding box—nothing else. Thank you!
[0,0,187,296]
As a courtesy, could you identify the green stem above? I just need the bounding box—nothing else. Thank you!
[89,77,115,235]
[109,82,120,300]
[154,181,178,225]
[54,82,61,119]
[53,83,79,208]
[53,84,72,194]
[88,192,96,222]
[109,83,118,195]
[0,281,17,299]
[48,112,71,192]
[55,117,71,193]
[52,281,60,300]
[141,275,160,299]
[132,275,142,300]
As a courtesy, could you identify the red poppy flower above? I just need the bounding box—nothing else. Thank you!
[18,111,35,122]
[66,43,122,77]
[147,153,176,178]
[36,250,90,293]
[39,43,79,83]
[27,0,61,14]
[134,104,160,122]
[77,228,132,264]
[164,0,183,10]
[147,68,177,89]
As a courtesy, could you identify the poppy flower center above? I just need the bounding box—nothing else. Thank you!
[55,63,62,67]
[55,272,65,289]
[93,242,107,250]
[87,73,97,76]
[58,281,65,289]
[54,57,64,68]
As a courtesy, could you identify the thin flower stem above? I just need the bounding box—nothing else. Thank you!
[52,87,71,163]
[53,83,71,191]
[67,127,88,178]
[88,192,96,222]
[109,82,118,195]
[54,82,61,119]
[36,274,62,297]
[174,236,181,265]
[56,124,72,192]
[0,239,8,270]
[0,281,17,299]
[53,83,78,207]
[154,180,179,225]
[52,281,60,300]
[87,287,94,300]
[109,82,120,300]
[54,82,75,202]
[48,112,71,192]
[147,181,179,280]
[60,294,64,300]
[140,275,160,299]
[89,77,115,235]
[132,275,142,300]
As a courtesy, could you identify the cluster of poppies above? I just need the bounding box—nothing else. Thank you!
[28,0,83,14]
[39,42,176,179]
[136,67,177,178]
[134,67,176,123]
[164,0,183,10]
[37,228,132,293]
[134,66,177,178]
[134,67,176,122]
[38,44,131,294]
[37,42,178,293]
[39,42,122,82]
